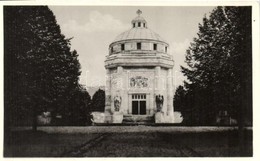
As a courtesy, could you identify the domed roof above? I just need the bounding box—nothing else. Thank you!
[113,27,167,43]
[111,9,168,45]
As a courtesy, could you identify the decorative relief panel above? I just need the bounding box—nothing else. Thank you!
[128,71,154,90]
[111,73,123,89]
[130,76,148,88]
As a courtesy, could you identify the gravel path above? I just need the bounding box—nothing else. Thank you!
[79,132,203,157]
[61,133,110,157]
[11,126,244,134]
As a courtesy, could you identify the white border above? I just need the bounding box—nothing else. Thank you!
[0,0,259,161]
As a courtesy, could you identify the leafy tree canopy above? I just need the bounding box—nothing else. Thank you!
[175,6,252,125]
[4,6,82,127]
[91,89,105,112]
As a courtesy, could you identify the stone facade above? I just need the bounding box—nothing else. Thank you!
[97,10,175,124]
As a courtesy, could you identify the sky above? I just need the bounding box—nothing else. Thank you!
[49,6,215,88]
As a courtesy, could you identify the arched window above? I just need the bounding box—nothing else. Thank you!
[165,46,167,53]
[138,22,141,27]
[121,44,125,51]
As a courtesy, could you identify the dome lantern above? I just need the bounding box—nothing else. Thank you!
[131,9,147,28]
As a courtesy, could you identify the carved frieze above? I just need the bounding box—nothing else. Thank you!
[129,76,148,88]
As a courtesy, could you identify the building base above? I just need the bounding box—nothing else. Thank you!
[91,112,180,125]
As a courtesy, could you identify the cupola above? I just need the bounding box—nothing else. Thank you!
[131,9,147,28]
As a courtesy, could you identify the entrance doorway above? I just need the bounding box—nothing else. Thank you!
[132,94,146,115]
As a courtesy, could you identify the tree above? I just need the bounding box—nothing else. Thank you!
[4,6,81,131]
[91,89,105,112]
[173,85,190,124]
[179,6,252,126]
[174,85,186,112]
[63,85,92,126]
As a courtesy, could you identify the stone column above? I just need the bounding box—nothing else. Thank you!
[154,66,161,113]
[149,93,154,115]
[105,69,111,113]
[117,66,124,112]
[117,66,123,73]
[128,94,132,114]
[155,66,161,94]
[167,68,174,116]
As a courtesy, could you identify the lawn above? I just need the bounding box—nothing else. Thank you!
[4,126,252,157]
[4,130,101,157]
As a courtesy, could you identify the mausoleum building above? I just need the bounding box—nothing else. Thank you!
[94,10,176,124]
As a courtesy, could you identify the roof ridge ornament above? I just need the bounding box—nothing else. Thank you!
[136,9,142,16]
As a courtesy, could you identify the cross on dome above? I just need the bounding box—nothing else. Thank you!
[136,9,142,16]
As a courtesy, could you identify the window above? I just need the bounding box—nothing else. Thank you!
[153,44,157,50]
[165,46,167,53]
[137,42,141,50]
[121,44,125,51]
[111,47,113,53]
[138,22,141,27]
[143,23,146,27]
[133,23,135,28]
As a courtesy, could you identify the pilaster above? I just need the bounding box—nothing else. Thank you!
[105,69,111,113]
[167,68,174,116]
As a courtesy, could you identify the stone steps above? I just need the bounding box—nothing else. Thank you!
[122,115,154,124]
